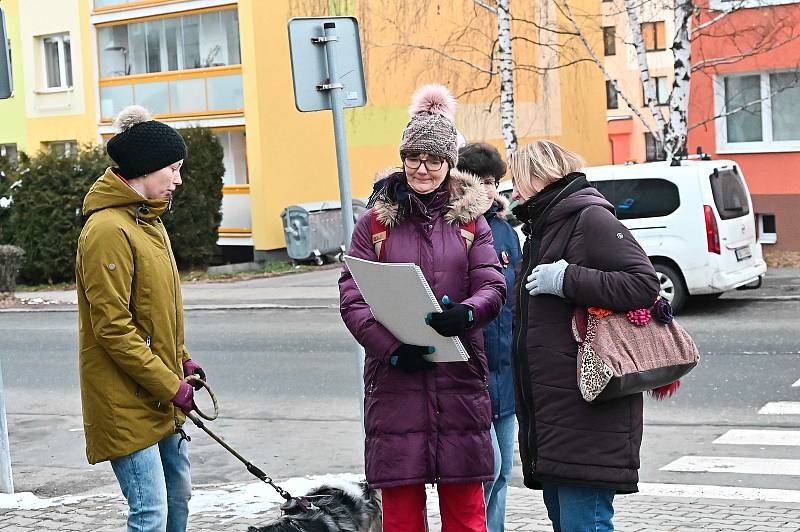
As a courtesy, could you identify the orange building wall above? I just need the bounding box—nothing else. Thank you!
[688,1,800,250]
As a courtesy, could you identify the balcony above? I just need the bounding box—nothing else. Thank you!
[99,66,243,121]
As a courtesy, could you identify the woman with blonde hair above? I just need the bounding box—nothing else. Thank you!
[509,140,659,531]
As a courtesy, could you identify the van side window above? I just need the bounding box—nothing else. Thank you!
[592,178,680,220]
[710,168,751,220]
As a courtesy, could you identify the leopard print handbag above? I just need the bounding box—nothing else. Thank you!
[571,303,699,403]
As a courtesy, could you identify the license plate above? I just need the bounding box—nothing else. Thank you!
[735,246,752,261]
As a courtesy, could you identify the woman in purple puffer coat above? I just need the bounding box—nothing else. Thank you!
[339,85,506,532]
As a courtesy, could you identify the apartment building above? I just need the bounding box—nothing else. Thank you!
[2,0,611,259]
[602,0,673,164]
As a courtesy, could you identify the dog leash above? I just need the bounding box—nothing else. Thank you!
[181,376,308,510]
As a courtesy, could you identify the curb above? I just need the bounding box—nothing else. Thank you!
[720,295,800,301]
[0,302,339,313]
[2,295,798,313]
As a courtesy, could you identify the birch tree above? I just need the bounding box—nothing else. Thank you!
[560,0,800,162]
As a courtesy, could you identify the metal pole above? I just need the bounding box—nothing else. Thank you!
[318,22,366,432]
[0,359,14,493]
[321,22,355,247]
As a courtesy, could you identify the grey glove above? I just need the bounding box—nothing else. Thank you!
[526,259,569,297]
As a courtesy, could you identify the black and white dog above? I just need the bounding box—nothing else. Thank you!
[247,480,382,532]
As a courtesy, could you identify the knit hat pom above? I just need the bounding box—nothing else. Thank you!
[409,84,456,122]
[114,105,153,132]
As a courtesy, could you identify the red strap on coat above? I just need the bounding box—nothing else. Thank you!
[370,210,477,261]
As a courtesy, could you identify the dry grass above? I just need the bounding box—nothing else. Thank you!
[764,250,800,268]
[0,294,18,308]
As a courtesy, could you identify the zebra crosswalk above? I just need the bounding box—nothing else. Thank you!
[713,428,800,446]
[758,401,800,415]
[658,374,800,501]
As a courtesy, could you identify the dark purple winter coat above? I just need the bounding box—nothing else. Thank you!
[512,175,660,494]
[339,169,507,489]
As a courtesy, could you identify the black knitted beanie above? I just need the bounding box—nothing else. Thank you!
[106,105,187,179]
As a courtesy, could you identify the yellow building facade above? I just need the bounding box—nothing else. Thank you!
[2,0,608,257]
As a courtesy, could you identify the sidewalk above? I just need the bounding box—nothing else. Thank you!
[8,266,800,311]
[10,268,342,310]
[1,480,799,531]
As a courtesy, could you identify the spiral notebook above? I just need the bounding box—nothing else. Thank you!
[344,255,469,362]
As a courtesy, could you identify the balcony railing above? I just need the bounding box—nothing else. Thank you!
[99,66,243,120]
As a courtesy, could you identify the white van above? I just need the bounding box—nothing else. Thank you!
[498,159,767,312]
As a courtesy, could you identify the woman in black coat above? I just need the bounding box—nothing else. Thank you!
[509,140,660,532]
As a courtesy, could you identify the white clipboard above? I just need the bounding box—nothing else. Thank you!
[344,255,469,362]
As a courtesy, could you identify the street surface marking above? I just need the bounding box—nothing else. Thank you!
[661,456,800,476]
[793,377,800,387]
[713,429,800,446]
[758,401,800,415]
[637,482,800,503]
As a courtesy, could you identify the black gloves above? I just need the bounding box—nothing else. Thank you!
[426,295,474,337]
[390,344,436,373]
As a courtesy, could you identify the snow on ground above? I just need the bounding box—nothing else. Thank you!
[0,472,366,518]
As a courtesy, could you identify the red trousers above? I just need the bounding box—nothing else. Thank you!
[381,482,487,532]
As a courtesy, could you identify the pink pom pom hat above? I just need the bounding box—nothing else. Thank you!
[399,84,460,168]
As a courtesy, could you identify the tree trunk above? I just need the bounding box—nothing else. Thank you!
[665,0,695,163]
[0,245,24,297]
[623,0,668,145]
[497,0,517,156]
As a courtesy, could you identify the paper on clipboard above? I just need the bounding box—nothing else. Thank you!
[344,255,469,362]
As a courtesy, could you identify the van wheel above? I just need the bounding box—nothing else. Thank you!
[654,264,687,314]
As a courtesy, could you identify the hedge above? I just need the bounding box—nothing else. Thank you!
[0,127,224,284]
[163,127,224,271]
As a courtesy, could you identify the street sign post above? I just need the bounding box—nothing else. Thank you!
[0,359,13,493]
[287,16,368,431]
[0,7,13,100]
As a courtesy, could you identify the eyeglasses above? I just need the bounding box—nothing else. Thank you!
[403,154,445,171]
[480,178,498,187]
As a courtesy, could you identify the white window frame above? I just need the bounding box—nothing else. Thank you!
[48,140,78,157]
[757,213,777,244]
[709,0,800,12]
[0,143,18,163]
[40,33,72,90]
[714,70,800,154]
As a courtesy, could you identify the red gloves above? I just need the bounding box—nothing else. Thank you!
[183,359,206,390]
[171,381,194,412]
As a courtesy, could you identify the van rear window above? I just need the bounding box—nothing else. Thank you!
[710,168,750,220]
[592,178,680,220]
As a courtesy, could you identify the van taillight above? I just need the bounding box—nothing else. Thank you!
[704,204,721,254]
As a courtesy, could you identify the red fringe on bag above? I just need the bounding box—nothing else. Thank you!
[649,380,681,400]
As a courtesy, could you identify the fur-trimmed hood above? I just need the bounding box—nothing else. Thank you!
[488,193,511,220]
[370,167,491,227]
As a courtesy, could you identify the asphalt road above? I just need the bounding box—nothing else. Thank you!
[0,297,798,496]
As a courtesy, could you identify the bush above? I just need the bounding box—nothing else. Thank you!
[1,127,224,285]
[0,155,16,244]
[7,146,109,284]
[163,127,224,271]
[0,245,24,295]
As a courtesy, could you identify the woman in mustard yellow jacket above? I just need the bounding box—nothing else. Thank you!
[76,105,204,532]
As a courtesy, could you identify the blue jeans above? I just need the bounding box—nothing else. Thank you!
[110,433,191,532]
[542,483,615,532]
[484,414,515,532]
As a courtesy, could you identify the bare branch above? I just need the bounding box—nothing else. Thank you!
[688,73,800,132]
[622,0,668,137]
[371,41,497,75]
[472,0,498,14]
[511,14,579,36]
[556,0,659,136]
